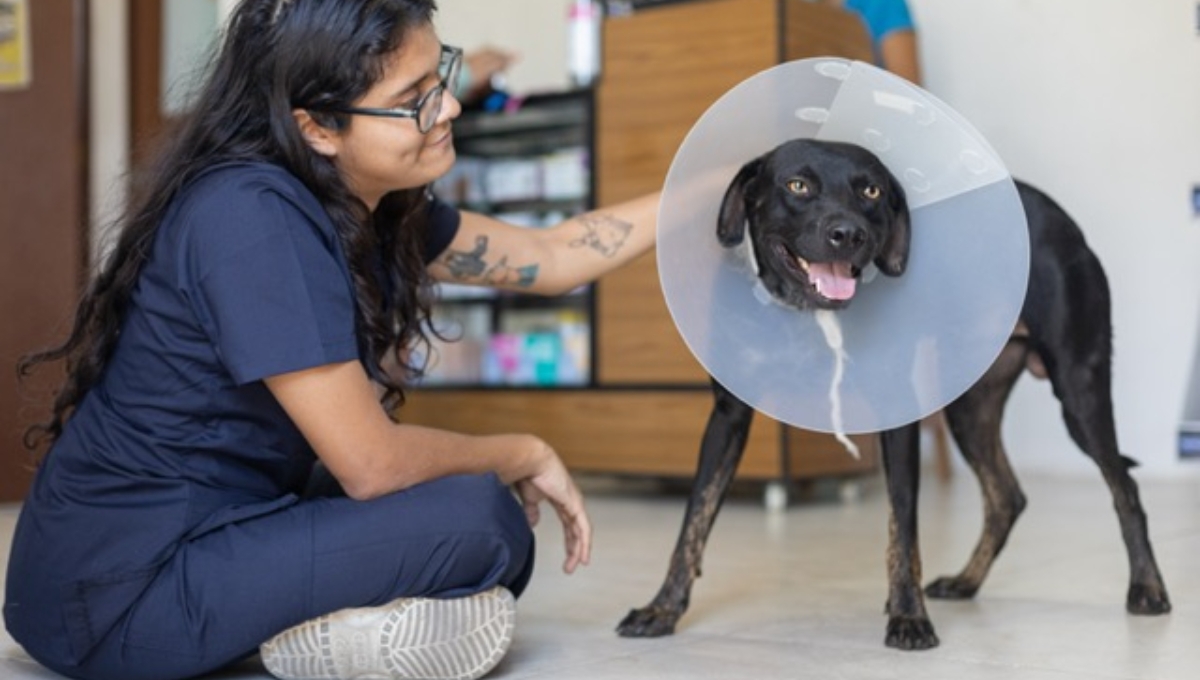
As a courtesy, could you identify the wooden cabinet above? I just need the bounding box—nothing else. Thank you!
[401,0,880,482]
[595,0,872,384]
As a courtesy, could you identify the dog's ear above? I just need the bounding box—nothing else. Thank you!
[717,158,762,247]
[875,172,911,276]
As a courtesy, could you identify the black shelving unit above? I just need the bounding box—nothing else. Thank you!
[421,89,596,388]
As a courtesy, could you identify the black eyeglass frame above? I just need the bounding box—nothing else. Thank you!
[312,45,464,134]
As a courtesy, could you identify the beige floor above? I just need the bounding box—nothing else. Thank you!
[2,469,1198,679]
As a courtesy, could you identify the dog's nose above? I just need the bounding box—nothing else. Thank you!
[828,224,867,250]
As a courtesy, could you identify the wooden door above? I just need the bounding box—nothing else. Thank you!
[0,1,89,501]
[128,0,164,162]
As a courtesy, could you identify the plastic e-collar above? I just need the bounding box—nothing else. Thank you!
[657,59,1029,435]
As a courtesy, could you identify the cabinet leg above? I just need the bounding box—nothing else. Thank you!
[838,479,864,504]
[763,480,790,512]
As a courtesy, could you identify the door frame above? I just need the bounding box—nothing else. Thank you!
[128,0,163,164]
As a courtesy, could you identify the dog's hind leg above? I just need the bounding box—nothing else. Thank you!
[1040,338,1171,615]
[925,338,1030,600]
[616,377,755,637]
[880,422,939,650]
[1018,182,1169,614]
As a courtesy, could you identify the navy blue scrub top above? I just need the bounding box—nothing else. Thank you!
[4,161,460,664]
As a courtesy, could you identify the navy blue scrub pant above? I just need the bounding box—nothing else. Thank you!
[44,473,535,680]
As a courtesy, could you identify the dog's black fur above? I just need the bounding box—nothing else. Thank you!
[617,139,1171,649]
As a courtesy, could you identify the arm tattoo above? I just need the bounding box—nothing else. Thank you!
[569,213,633,258]
[440,235,488,279]
[438,235,540,288]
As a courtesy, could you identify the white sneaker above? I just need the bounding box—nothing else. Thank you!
[260,587,516,680]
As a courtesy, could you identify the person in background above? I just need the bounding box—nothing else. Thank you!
[832,0,922,84]
[458,45,519,104]
[3,1,658,680]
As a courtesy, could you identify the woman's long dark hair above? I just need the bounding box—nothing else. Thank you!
[19,0,440,452]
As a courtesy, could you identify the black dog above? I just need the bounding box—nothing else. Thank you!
[617,139,1171,649]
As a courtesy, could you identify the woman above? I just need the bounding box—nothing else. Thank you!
[3,1,657,679]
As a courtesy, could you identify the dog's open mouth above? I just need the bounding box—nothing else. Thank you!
[777,243,861,302]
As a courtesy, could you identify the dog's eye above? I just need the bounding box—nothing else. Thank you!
[862,184,882,200]
[786,179,810,196]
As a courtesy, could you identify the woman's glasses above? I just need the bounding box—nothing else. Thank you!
[316,45,463,134]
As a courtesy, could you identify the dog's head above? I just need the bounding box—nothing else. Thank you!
[717,139,910,310]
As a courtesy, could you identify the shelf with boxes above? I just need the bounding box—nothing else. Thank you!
[420,89,596,388]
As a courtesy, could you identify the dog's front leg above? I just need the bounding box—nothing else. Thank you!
[880,423,939,650]
[616,377,755,637]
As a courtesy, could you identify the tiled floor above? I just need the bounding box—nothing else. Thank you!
[2,469,1198,679]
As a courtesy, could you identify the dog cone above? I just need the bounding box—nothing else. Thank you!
[657,58,1029,434]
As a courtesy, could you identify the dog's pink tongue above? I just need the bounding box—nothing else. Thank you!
[809,262,857,300]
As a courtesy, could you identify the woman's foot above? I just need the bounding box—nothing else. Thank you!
[260,586,516,680]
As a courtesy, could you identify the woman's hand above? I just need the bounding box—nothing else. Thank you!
[265,362,591,570]
[511,440,592,574]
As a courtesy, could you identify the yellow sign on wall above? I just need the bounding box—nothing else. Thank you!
[0,0,31,91]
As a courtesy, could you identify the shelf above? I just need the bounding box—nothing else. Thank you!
[453,91,591,141]
[434,284,591,305]
[423,89,596,390]
[418,302,591,388]
[456,128,587,157]
[436,147,590,218]
[456,196,588,216]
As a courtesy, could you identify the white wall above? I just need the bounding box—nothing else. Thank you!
[161,0,219,114]
[91,0,1200,478]
[436,0,572,93]
[910,0,1200,478]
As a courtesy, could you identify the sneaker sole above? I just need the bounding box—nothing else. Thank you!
[260,587,515,680]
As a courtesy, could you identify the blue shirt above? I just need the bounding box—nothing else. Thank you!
[843,0,916,50]
[4,161,459,664]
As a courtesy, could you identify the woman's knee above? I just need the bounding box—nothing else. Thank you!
[437,474,533,560]
[390,474,535,595]
[444,474,529,533]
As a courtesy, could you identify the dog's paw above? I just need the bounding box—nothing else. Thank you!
[885,616,939,651]
[1127,583,1171,615]
[924,576,979,600]
[616,606,681,638]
